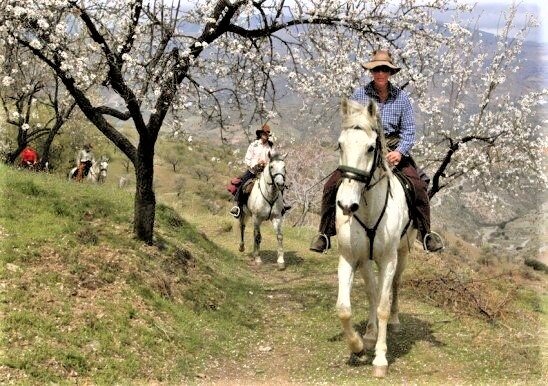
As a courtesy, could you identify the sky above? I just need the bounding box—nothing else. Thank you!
[470,0,547,43]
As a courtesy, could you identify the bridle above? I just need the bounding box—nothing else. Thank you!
[337,134,383,191]
[258,160,285,219]
[337,130,391,259]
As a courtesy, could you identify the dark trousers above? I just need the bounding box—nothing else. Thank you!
[318,158,431,238]
[234,170,256,206]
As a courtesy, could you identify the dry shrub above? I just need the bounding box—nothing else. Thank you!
[524,258,548,273]
[407,260,516,323]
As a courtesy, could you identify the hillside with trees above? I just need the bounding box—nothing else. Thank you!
[1,0,545,245]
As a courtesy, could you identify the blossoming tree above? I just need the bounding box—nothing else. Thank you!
[416,5,547,207]
[0,43,78,168]
[1,0,543,243]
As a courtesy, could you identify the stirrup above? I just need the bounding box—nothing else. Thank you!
[230,206,240,218]
[423,231,444,253]
[320,233,330,251]
[310,233,330,254]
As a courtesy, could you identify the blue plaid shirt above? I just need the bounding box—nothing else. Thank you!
[350,81,416,156]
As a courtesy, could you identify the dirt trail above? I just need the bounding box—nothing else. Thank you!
[199,261,318,385]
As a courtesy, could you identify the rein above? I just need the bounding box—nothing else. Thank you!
[258,164,284,220]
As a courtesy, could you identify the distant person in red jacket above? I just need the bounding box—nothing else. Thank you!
[19,146,39,169]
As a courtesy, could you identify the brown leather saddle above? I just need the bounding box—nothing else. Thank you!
[242,179,255,194]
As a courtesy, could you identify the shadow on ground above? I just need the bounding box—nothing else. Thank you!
[328,313,445,366]
[250,249,304,267]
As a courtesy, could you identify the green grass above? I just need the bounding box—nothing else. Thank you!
[1,161,546,385]
[0,164,264,384]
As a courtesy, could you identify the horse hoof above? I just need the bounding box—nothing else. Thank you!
[254,258,262,266]
[372,365,388,378]
[277,262,286,271]
[363,336,376,350]
[352,349,365,358]
[388,323,400,333]
[239,245,245,252]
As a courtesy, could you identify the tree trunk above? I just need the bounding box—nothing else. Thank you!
[6,149,20,164]
[133,141,156,244]
[39,123,61,170]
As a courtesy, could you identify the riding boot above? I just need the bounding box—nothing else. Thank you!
[399,161,444,252]
[230,170,253,218]
[310,170,342,253]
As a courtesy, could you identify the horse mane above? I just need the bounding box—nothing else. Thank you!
[341,99,390,173]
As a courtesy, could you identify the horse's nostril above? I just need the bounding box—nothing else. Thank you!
[350,203,359,212]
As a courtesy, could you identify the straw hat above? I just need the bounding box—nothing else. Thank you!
[256,123,271,138]
[362,50,400,74]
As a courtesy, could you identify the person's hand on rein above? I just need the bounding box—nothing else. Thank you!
[386,151,402,166]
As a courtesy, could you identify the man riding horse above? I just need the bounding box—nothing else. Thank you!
[74,143,96,182]
[309,50,444,253]
[230,124,290,218]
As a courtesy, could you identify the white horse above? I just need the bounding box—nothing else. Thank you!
[335,99,417,378]
[68,158,108,183]
[96,158,109,184]
[239,152,287,270]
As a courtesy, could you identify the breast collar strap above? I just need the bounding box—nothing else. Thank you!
[258,174,281,220]
[351,178,391,260]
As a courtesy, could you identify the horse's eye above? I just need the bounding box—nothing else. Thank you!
[367,146,374,153]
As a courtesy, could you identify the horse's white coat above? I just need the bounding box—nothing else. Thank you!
[239,153,286,269]
[68,158,109,183]
[96,159,109,184]
[335,99,417,378]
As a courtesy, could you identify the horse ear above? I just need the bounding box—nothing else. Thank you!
[342,98,365,116]
[367,100,378,118]
[281,152,288,160]
[341,98,349,115]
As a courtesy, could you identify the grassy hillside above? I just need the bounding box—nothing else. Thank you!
[0,162,546,385]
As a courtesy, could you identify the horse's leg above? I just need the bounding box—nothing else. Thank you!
[358,260,378,349]
[372,256,397,378]
[389,249,408,332]
[271,217,285,270]
[252,217,262,265]
[239,214,246,253]
[336,255,364,355]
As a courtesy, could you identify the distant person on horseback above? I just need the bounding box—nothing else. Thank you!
[229,124,274,218]
[19,146,39,169]
[309,50,443,253]
[75,143,96,182]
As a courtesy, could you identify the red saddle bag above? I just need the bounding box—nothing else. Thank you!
[226,177,242,195]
